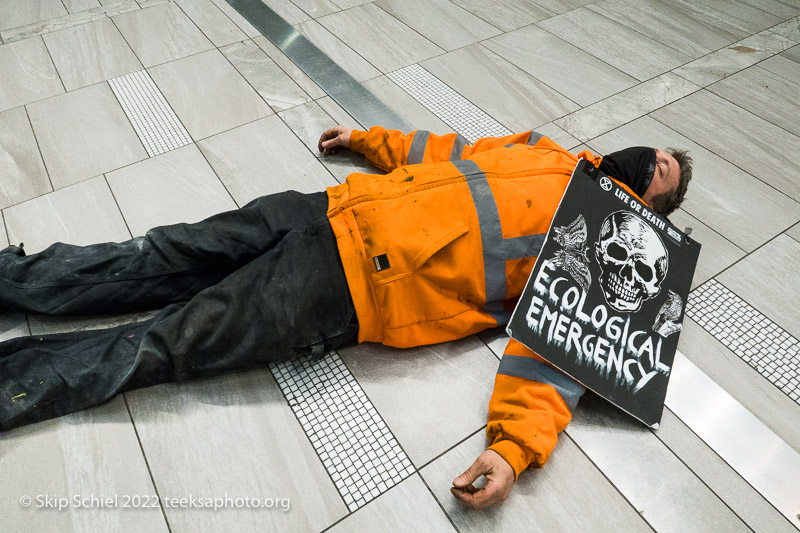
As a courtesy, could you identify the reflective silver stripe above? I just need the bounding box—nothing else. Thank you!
[497,354,585,410]
[500,233,545,261]
[527,130,544,146]
[453,159,546,325]
[407,130,429,164]
[449,134,468,160]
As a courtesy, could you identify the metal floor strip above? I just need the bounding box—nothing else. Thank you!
[225,0,409,132]
[667,351,800,526]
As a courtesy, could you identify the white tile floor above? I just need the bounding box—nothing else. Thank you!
[0,1,799,532]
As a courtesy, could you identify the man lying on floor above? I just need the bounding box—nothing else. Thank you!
[0,124,691,509]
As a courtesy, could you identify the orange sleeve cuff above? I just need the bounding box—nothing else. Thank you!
[349,129,369,154]
[488,439,532,480]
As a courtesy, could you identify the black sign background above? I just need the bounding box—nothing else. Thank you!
[507,161,701,427]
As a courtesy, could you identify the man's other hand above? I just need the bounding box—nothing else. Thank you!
[451,450,515,509]
[318,125,352,155]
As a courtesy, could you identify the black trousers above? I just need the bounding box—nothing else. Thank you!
[0,191,358,431]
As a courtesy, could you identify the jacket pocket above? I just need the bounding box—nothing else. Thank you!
[351,187,469,285]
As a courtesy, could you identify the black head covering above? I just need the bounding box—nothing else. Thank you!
[597,146,656,198]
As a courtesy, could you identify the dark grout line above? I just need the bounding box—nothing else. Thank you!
[417,472,463,533]
[21,104,56,195]
[658,405,799,530]
[122,393,174,533]
[38,34,68,94]
[646,96,800,207]
[562,431,659,533]
[644,407,764,531]
[103,174,135,239]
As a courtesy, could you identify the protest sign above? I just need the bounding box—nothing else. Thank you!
[507,160,701,427]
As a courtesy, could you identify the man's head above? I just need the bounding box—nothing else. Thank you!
[598,147,692,217]
[643,148,692,216]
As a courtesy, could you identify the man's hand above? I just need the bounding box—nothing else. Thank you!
[318,125,353,155]
[451,449,515,509]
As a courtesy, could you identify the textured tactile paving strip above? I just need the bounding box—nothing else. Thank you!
[686,279,799,404]
[388,63,511,143]
[109,70,193,157]
[270,352,416,511]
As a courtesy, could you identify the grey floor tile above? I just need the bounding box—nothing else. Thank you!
[220,40,311,113]
[278,100,373,183]
[26,82,147,190]
[112,1,214,67]
[591,116,800,252]
[587,0,737,58]
[317,4,443,73]
[339,336,498,467]
[261,0,311,25]
[42,17,143,91]
[656,408,798,533]
[0,1,139,44]
[676,0,783,36]
[769,14,800,42]
[419,431,651,532]
[651,90,800,202]
[483,25,636,107]
[534,122,582,151]
[316,95,365,129]
[326,475,456,533]
[449,0,552,32]
[375,0,500,52]
[294,19,382,82]
[674,30,795,87]
[361,76,451,133]
[175,0,248,47]
[537,8,692,82]
[3,176,130,254]
[0,37,64,113]
[105,144,237,236]
[422,45,579,133]
[0,396,169,533]
[739,0,800,19]
[209,0,261,37]
[290,0,340,18]
[530,0,594,14]
[717,234,800,339]
[198,115,334,205]
[568,394,749,532]
[788,222,800,242]
[678,317,800,453]
[759,53,800,85]
[555,73,699,142]
[330,0,371,8]
[253,35,326,99]
[148,49,272,141]
[665,209,746,289]
[63,0,101,13]
[125,370,347,532]
[708,65,800,137]
[0,0,67,31]
[785,42,800,62]
[0,106,52,210]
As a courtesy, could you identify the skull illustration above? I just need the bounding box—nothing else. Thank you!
[595,211,668,313]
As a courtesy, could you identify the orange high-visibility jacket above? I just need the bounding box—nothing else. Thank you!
[326,126,643,478]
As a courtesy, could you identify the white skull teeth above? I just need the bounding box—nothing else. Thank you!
[607,272,640,303]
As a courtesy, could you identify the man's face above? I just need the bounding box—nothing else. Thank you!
[643,149,680,204]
